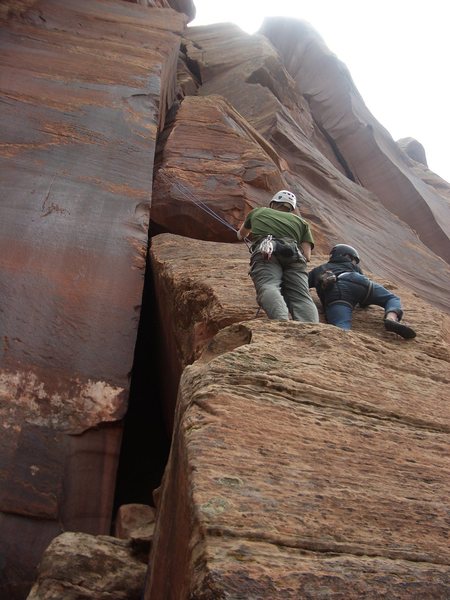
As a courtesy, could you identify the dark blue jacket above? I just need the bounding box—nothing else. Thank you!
[308,257,367,307]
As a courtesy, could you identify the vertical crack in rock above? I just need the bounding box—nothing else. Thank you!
[311,117,356,182]
[113,260,170,515]
[180,41,203,86]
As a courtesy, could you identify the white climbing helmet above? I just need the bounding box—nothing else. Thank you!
[270,190,297,210]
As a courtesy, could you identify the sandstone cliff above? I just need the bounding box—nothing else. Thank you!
[1,1,449,599]
[0,0,187,596]
[146,235,450,599]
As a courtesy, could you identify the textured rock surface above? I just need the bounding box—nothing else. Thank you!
[150,234,258,429]
[180,23,450,312]
[115,503,156,543]
[0,1,185,597]
[150,233,450,426]
[146,235,450,597]
[152,95,285,241]
[27,532,147,600]
[261,18,450,263]
[2,4,450,599]
[126,0,195,20]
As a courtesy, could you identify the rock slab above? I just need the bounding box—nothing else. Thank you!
[146,234,450,599]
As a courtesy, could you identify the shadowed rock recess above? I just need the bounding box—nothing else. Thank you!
[1,2,449,599]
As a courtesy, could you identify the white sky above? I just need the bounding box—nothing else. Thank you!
[190,0,450,184]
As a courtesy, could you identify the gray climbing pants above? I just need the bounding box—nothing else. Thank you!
[250,253,319,322]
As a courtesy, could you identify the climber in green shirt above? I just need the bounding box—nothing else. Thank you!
[237,190,319,323]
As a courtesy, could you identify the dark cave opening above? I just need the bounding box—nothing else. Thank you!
[112,242,170,520]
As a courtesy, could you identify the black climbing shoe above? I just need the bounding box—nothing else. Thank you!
[384,319,416,339]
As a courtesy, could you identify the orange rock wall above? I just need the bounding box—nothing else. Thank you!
[0,1,185,597]
[154,22,450,312]
[1,3,450,599]
[146,235,450,599]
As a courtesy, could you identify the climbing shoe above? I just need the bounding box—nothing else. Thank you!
[384,319,416,339]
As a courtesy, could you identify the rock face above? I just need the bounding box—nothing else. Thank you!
[146,234,450,599]
[0,0,185,597]
[152,95,285,241]
[261,18,450,264]
[2,2,450,599]
[125,0,195,20]
[152,20,450,311]
[26,532,147,600]
[150,234,258,429]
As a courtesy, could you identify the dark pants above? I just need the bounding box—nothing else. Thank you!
[250,253,319,322]
[325,273,402,330]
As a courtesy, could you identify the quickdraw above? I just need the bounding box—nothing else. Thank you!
[259,235,274,260]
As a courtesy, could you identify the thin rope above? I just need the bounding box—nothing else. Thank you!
[158,171,252,248]
[159,170,261,316]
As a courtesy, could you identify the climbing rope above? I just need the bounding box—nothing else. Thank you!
[157,170,262,317]
[157,171,252,249]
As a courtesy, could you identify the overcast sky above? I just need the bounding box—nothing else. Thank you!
[190,0,450,184]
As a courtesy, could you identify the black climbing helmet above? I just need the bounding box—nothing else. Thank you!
[330,244,360,263]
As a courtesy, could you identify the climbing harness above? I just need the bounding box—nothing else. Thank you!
[324,270,373,308]
[157,171,252,249]
[252,236,305,265]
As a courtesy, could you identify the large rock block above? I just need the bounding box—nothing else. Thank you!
[27,532,147,600]
[146,231,449,597]
[150,233,258,429]
[114,503,156,544]
[146,314,450,598]
[0,1,185,597]
[152,95,285,241]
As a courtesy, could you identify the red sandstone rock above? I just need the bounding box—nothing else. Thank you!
[0,1,185,597]
[125,0,195,21]
[260,17,450,263]
[115,504,156,542]
[182,22,450,313]
[152,95,286,241]
[1,5,450,599]
[148,323,450,598]
[150,232,450,406]
[145,236,450,598]
[150,234,258,429]
[27,532,147,599]
[185,24,319,145]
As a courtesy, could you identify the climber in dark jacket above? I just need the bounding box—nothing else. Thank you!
[308,244,416,339]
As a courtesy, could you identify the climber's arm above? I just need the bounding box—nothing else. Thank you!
[300,241,312,262]
[237,222,251,241]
